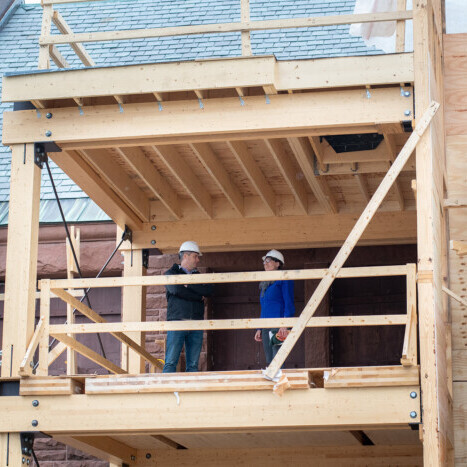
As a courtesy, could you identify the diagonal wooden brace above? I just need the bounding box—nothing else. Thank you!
[264,101,440,379]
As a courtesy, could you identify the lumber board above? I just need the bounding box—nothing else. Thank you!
[38,11,412,45]
[18,317,45,377]
[0,386,421,432]
[49,314,408,335]
[323,366,419,388]
[264,102,439,379]
[2,88,414,145]
[454,382,467,459]
[85,370,310,394]
[19,376,83,396]
[453,350,467,382]
[46,264,410,289]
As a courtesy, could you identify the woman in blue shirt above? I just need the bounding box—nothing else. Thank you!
[254,249,295,364]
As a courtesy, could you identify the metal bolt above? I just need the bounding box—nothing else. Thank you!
[30,361,34,367]
[32,400,39,407]
[146,453,152,459]
[31,419,38,427]
[45,130,52,137]
[151,225,156,231]
[22,447,29,455]
[28,449,32,455]
[410,391,417,399]
[131,455,136,461]
[410,411,417,419]
[26,460,30,465]
[404,110,411,117]
[151,240,156,245]
[404,91,411,97]
[46,112,53,119]
[22,458,26,464]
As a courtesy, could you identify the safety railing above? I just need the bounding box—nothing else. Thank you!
[37,0,411,70]
[19,263,418,377]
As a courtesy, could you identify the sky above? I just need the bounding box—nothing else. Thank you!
[22,0,467,33]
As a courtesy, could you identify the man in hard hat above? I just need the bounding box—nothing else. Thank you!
[163,241,213,373]
[255,249,295,365]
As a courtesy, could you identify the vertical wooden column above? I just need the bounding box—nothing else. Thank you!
[240,0,252,56]
[37,279,51,376]
[0,433,25,467]
[413,0,452,464]
[66,227,80,375]
[38,5,53,70]
[121,249,147,373]
[1,144,41,378]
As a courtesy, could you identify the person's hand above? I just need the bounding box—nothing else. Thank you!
[277,327,289,340]
[254,330,262,342]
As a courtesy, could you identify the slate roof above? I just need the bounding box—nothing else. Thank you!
[0,0,387,224]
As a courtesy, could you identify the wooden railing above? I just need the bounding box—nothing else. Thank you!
[37,0,411,70]
[19,264,418,377]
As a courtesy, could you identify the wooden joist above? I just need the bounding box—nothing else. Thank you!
[323,366,420,389]
[19,376,84,396]
[85,370,310,394]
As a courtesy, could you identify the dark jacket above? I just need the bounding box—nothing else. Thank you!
[165,263,213,321]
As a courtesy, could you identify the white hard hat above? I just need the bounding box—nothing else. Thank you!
[179,241,202,256]
[262,249,284,265]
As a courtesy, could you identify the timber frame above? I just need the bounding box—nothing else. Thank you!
[0,1,457,466]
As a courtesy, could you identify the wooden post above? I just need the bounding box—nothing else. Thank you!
[37,279,51,376]
[0,433,27,467]
[413,0,453,464]
[264,102,439,379]
[121,248,147,373]
[240,0,252,56]
[395,0,406,53]
[66,226,80,375]
[1,144,41,377]
[38,5,53,69]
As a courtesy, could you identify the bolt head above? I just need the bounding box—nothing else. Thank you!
[404,110,411,117]
[32,399,39,407]
[410,411,417,419]
[131,455,136,461]
[45,130,52,137]
[27,460,30,465]
[30,361,34,367]
[146,453,152,459]
[22,457,26,464]
[31,419,38,427]
[46,112,53,119]
[404,91,411,97]
[151,225,156,231]
[151,239,156,245]
[410,391,417,399]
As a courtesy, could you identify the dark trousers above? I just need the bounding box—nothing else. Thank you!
[163,330,203,373]
[261,328,281,365]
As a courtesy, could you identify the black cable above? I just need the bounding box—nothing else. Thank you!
[44,158,107,359]
[31,447,40,467]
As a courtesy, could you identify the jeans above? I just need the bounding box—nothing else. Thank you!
[261,328,281,365]
[163,330,204,373]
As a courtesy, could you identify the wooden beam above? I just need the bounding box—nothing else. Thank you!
[50,314,408,335]
[46,264,409,290]
[322,143,391,164]
[382,132,405,210]
[354,174,371,203]
[240,0,252,56]
[50,150,143,231]
[0,386,421,433]
[152,145,212,218]
[38,4,53,69]
[190,142,244,216]
[115,146,181,219]
[39,11,413,45]
[287,137,338,213]
[66,227,79,375]
[308,136,326,172]
[49,45,70,68]
[264,102,439,379]
[2,55,413,103]
[51,288,163,370]
[79,149,150,222]
[37,280,50,376]
[51,10,95,66]
[53,333,126,374]
[2,88,414,145]
[263,139,308,214]
[1,145,41,377]
[443,286,467,308]
[227,140,276,215]
[54,436,136,465]
[443,198,467,208]
[401,264,418,366]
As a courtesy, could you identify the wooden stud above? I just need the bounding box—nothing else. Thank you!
[443,198,467,208]
[396,0,407,53]
[443,286,467,309]
[37,280,51,376]
[264,102,439,379]
[38,5,53,69]
[18,317,45,377]
[1,145,41,377]
[121,249,147,374]
[287,137,338,213]
[66,227,79,375]
[115,146,181,220]
[308,136,326,172]
[190,142,244,216]
[49,45,70,68]
[51,10,95,66]
[401,264,418,366]
[354,174,371,203]
[240,0,252,56]
[263,139,308,214]
[152,145,213,219]
[227,140,276,215]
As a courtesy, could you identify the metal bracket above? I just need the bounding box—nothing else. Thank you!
[33,143,48,169]
[0,379,19,396]
[142,249,149,269]
[20,432,35,458]
[121,224,133,243]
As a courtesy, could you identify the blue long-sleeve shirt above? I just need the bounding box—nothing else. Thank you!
[260,281,295,319]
